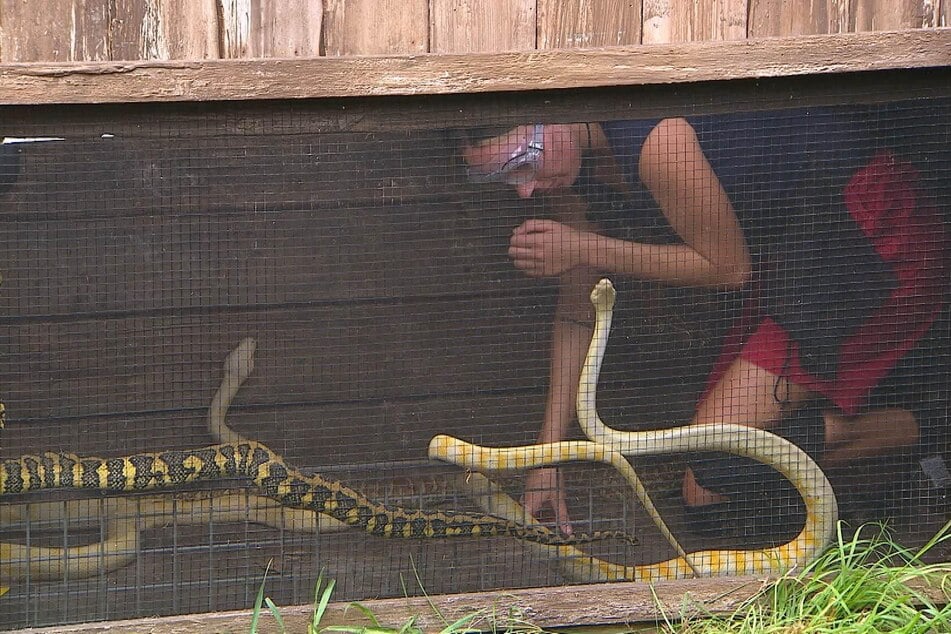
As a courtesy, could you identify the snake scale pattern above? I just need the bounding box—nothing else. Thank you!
[0,344,633,549]
[1,278,837,584]
[0,445,636,548]
[430,279,838,581]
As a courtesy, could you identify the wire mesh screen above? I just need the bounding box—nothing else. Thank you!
[0,76,948,629]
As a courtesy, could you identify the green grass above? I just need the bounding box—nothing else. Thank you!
[250,521,951,633]
[249,565,544,633]
[662,521,951,634]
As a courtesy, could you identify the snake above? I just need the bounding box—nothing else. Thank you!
[1,279,836,585]
[1,339,488,582]
[429,278,839,581]
[0,363,636,576]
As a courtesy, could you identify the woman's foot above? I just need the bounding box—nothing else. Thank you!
[682,465,728,507]
[681,468,803,541]
[822,408,919,468]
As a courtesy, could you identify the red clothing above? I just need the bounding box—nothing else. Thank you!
[704,151,948,415]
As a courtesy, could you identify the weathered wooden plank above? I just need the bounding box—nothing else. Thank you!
[642,0,748,43]
[111,0,220,61]
[828,0,851,33]
[322,0,427,55]
[0,0,111,62]
[748,0,829,37]
[1,67,947,137]
[0,575,867,633]
[919,0,944,27]
[1,30,947,104]
[0,131,469,219]
[537,0,643,48]
[429,0,536,53]
[640,0,672,43]
[0,293,559,421]
[0,200,535,316]
[0,391,548,466]
[0,290,713,441]
[853,0,928,30]
[220,0,323,58]
[109,0,157,60]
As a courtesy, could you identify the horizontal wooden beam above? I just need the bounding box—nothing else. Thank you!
[14,573,951,633]
[0,29,948,105]
[0,576,793,633]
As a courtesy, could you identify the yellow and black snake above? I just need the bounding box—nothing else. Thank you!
[430,279,839,581]
[2,440,559,543]
[1,279,838,584]
[0,443,639,548]
[0,338,634,550]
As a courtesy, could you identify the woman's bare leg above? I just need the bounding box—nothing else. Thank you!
[683,357,815,506]
[683,358,922,505]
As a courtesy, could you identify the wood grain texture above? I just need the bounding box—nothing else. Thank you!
[0,30,947,104]
[221,0,323,58]
[0,0,111,62]
[748,0,830,37]
[854,0,928,31]
[0,297,554,421]
[537,0,642,48]
[322,0,427,55]
[111,0,220,60]
[0,392,548,466]
[642,0,747,43]
[0,0,944,65]
[921,0,946,27]
[0,130,475,220]
[430,0,536,53]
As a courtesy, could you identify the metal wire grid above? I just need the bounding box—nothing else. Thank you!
[0,461,644,629]
[0,89,948,630]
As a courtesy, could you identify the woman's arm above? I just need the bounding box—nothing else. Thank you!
[522,197,601,535]
[510,118,752,289]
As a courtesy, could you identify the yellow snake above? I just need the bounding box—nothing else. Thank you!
[1,279,836,586]
[429,278,838,580]
[0,357,635,579]
[2,339,475,582]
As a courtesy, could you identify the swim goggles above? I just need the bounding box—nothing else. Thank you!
[466,124,544,185]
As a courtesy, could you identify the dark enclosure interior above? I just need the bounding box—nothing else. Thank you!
[0,70,949,629]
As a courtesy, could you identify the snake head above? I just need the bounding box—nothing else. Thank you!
[224,338,257,382]
[590,278,616,313]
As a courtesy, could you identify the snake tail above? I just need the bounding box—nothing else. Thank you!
[0,441,633,548]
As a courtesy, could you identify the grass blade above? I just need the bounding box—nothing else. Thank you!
[265,597,286,633]
[249,560,273,634]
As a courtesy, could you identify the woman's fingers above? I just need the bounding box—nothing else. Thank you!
[552,495,573,537]
[513,218,556,236]
[509,251,547,277]
[523,468,574,536]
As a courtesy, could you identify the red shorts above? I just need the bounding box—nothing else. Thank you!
[704,151,948,416]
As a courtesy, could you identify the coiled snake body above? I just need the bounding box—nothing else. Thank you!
[1,279,836,584]
[0,350,631,553]
[429,279,838,580]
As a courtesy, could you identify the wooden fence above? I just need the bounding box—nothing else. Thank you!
[0,0,947,63]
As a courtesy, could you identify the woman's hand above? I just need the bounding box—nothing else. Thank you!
[509,219,591,277]
[522,467,572,536]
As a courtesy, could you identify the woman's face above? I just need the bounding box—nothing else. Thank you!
[462,124,582,198]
